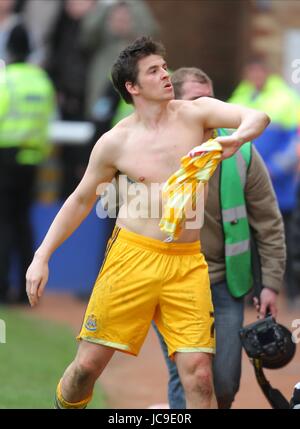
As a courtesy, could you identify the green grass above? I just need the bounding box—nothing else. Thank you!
[0,307,107,409]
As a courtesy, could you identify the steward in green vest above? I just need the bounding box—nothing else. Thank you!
[0,24,55,304]
[217,128,253,298]
[0,56,55,165]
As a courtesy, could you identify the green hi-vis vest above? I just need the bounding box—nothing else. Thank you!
[0,63,55,165]
[218,128,253,298]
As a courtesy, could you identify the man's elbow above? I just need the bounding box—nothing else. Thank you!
[257,111,271,129]
[67,190,94,213]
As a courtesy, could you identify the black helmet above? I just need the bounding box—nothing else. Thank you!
[239,316,296,369]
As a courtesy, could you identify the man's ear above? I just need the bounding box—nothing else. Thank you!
[125,81,139,97]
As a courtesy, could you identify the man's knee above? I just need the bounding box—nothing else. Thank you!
[69,341,114,386]
[180,355,214,399]
[72,356,102,384]
[191,367,213,398]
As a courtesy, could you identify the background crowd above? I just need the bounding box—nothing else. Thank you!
[0,0,300,313]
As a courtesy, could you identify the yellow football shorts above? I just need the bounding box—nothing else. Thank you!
[77,226,215,358]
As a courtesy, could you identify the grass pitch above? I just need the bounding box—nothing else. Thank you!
[0,307,107,409]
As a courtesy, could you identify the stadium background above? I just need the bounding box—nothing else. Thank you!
[1,0,300,409]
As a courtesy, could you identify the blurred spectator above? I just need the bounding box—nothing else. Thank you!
[0,0,26,62]
[47,0,95,121]
[229,59,300,304]
[291,126,300,300]
[46,0,96,199]
[80,0,159,121]
[14,0,61,65]
[0,25,55,304]
[90,79,122,138]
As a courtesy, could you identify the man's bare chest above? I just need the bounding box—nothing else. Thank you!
[116,128,204,184]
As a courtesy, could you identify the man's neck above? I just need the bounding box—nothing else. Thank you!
[134,99,171,129]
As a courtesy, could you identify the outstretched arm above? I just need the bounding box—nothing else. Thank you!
[26,134,118,306]
[194,97,270,159]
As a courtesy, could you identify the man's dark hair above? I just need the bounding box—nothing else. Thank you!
[171,67,214,99]
[111,36,166,104]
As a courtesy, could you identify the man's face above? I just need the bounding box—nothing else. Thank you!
[66,0,95,19]
[244,63,268,91]
[128,54,174,102]
[180,80,213,100]
[0,0,15,15]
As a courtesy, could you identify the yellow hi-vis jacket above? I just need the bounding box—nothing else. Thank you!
[0,63,55,165]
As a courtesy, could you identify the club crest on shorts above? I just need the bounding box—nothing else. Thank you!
[85,314,97,332]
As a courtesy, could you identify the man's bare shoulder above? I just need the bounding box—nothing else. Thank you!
[169,98,210,121]
[93,115,134,150]
[172,97,238,122]
[91,115,135,164]
[171,97,213,111]
[188,96,221,114]
[193,96,235,112]
[169,99,190,111]
[112,112,136,132]
[91,130,123,164]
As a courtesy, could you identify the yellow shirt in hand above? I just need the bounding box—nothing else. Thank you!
[159,140,222,241]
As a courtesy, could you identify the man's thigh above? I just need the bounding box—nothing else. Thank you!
[156,253,215,358]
